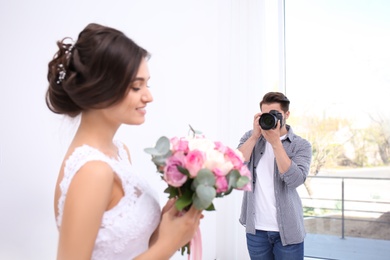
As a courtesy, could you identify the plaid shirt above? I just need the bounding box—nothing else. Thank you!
[238,125,312,246]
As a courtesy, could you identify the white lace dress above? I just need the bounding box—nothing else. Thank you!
[56,141,161,260]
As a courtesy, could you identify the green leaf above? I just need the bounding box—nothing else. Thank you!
[191,169,216,190]
[193,184,216,210]
[227,169,241,188]
[143,147,158,155]
[236,176,250,188]
[188,124,203,137]
[175,188,194,211]
[177,165,190,177]
[180,243,190,255]
[164,186,179,198]
[151,153,171,166]
[144,136,171,156]
[217,186,233,197]
[205,203,216,211]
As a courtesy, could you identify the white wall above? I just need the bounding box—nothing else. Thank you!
[0,0,284,259]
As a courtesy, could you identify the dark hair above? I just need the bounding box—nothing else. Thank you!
[260,92,290,112]
[46,23,150,117]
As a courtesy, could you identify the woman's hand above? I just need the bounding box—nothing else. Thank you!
[149,198,177,247]
[160,199,203,249]
[139,199,203,260]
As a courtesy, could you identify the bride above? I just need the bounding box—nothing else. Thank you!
[46,23,203,260]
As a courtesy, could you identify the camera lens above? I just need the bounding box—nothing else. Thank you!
[259,113,277,130]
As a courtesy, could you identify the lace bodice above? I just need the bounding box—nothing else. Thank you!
[56,141,161,259]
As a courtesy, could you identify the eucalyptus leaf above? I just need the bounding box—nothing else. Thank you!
[152,153,171,166]
[143,147,159,155]
[188,124,203,137]
[227,169,240,188]
[236,176,250,188]
[144,136,171,156]
[191,169,216,190]
[193,184,216,210]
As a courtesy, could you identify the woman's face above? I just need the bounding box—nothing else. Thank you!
[102,58,153,126]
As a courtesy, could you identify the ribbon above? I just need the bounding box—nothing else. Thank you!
[188,226,202,260]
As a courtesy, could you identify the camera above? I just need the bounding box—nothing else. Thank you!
[259,110,283,130]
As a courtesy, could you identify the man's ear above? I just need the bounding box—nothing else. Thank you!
[284,111,290,119]
[282,111,290,126]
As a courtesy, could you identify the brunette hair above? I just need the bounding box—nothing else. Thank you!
[260,92,290,112]
[46,23,149,117]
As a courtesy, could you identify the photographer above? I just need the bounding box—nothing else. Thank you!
[237,92,312,260]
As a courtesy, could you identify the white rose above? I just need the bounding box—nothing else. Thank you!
[188,138,214,152]
[204,149,233,175]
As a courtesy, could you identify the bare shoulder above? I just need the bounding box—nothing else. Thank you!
[65,160,115,211]
[54,160,114,212]
[74,160,115,184]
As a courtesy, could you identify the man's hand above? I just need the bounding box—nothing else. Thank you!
[252,112,262,139]
[261,120,282,147]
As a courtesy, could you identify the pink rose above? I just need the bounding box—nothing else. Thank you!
[215,176,228,193]
[214,141,227,153]
[237,165,252,191]
[164,152,187,187]
[239,182,252,191]
[213,168,228,193]
[213,167,225,177]
[185,149,205,177]
[224,147,244,169]
[240,165,251,177]
[170,137,189,153]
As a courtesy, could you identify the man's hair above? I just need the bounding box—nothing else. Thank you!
[260,92,290,112]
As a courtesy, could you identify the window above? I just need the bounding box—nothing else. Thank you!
[285,1,390,258]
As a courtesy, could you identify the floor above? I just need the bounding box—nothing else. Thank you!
[304,233,390,260]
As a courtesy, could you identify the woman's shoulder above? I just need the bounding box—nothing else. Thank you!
[56,145,115,227]
[61,144,119,185]
[66,144,109,167]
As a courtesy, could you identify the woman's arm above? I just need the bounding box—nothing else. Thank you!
[57,161,114,260]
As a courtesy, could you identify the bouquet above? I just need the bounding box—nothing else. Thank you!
[144,126,251,259]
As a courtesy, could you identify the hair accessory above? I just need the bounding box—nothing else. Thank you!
[56,44,74,85]
[56,64,66,85]
[65,45,73,58]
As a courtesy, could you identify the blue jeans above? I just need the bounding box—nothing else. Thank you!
[246,230,304,260]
